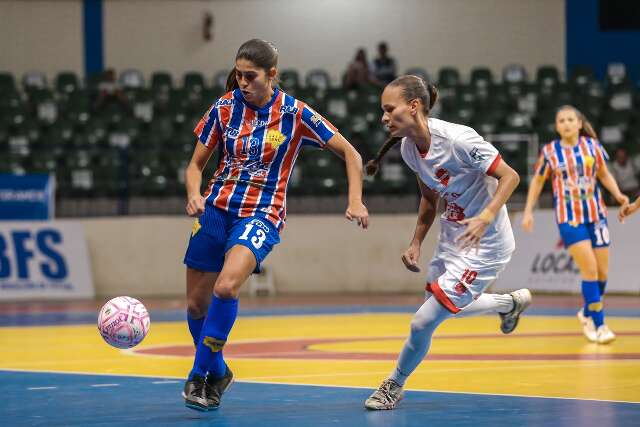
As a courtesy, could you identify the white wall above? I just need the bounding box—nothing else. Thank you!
[82,214,441,297]
[1,0,565,83]
[0,0,83,81]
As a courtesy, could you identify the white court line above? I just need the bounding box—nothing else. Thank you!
[3,368,639,405]
[90,383,119,388]
[27,386,57,390]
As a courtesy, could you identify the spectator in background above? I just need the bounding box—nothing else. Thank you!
[94,68,130,112]
[610,147,639,199]
[343,48,374,90]
[373,42,397,85]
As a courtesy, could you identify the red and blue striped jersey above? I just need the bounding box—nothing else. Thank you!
[194,88,337,231]
[534,137,609,225]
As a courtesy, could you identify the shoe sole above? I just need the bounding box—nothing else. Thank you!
[364,394,403,410]
[185,401,209,412]
[182,376,235,411]
[206,376,235,411]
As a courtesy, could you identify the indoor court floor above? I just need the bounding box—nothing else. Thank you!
[1,294,639,426]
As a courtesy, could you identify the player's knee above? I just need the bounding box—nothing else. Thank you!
[580,266,598,281]
[214,278,241,299]
[410,316,434,335]
[186,299,207,319]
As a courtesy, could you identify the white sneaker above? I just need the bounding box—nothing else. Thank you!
[364,379,404,410]
[499,289,532,334]
[577,309,597,342]
[596,325,616,344]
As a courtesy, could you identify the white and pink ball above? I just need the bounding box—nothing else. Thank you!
[98,296,150,349]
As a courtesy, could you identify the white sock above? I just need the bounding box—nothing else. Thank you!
[389,297,452,386]
[456,293,514,317]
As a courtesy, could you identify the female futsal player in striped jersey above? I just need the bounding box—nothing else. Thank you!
[521,105,629,344]
[182,39,369,411]
[364,75,531,410]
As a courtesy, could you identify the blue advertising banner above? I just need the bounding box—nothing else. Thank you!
[0,174,55,220]
[0,221,94,300]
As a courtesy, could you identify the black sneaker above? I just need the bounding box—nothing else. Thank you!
[205,366,234,410]
[184,375,208,411]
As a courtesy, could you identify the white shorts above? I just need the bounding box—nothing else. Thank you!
[425,247,512,313]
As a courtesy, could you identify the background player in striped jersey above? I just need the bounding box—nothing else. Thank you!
[181,39,369,411]
[521,105,629,344]
[363,75,530,410]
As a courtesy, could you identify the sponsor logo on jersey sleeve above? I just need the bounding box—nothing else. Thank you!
[469,147,487,161]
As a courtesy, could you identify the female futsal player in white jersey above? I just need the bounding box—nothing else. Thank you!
[364,75,531,410]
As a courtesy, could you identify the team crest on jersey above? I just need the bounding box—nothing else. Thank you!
[266,129,287,149]
[584,155,595,168]
[435,168,450,186]
[469,147,487,162]
[445,202,465,221]
[454,282,468,296]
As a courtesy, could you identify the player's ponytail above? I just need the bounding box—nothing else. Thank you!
[557,105,599,140]
[366,75,438,175]
[365,137,402,176]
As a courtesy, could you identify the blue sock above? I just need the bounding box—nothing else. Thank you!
[598,280,607,297]
[582,280,604,328]
[189,295,238,380]
[187,313,205,347]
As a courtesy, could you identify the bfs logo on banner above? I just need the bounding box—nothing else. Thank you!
[0,222,94,300]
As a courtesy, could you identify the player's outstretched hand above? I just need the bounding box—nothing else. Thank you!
[457,216,489,252]
[186,195,205,217]
[345,201,369,229]
[401,244,421,272]
[521,212,534,233]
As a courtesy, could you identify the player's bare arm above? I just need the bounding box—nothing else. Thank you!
[457,159,520,250]
[185,142,214,217]
[327,133,369,229]
[402,177,439,273]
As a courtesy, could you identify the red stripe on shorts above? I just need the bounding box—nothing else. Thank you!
[426,281,460,314]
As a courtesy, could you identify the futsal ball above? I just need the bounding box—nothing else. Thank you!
[98,296,150,349]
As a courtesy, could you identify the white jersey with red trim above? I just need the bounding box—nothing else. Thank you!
[400,118,515,257]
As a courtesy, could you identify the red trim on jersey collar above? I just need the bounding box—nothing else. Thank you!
[486,154,502,176]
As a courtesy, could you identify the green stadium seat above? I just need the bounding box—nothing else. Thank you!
[536,66,560,88]
[502,64,528,84]
[55,72,80,94]
[570,65,595,88]
[151,72,173,92]
[305,69,331,91]
[279,69,300,92]
[0,72,17,93]
[119,69,145,89]
[437,67,460,88]
[184,71,206,93]
[470,67,493,88]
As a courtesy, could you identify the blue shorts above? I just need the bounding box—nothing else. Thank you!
[558,218,610,249]
[183,205,280,273]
